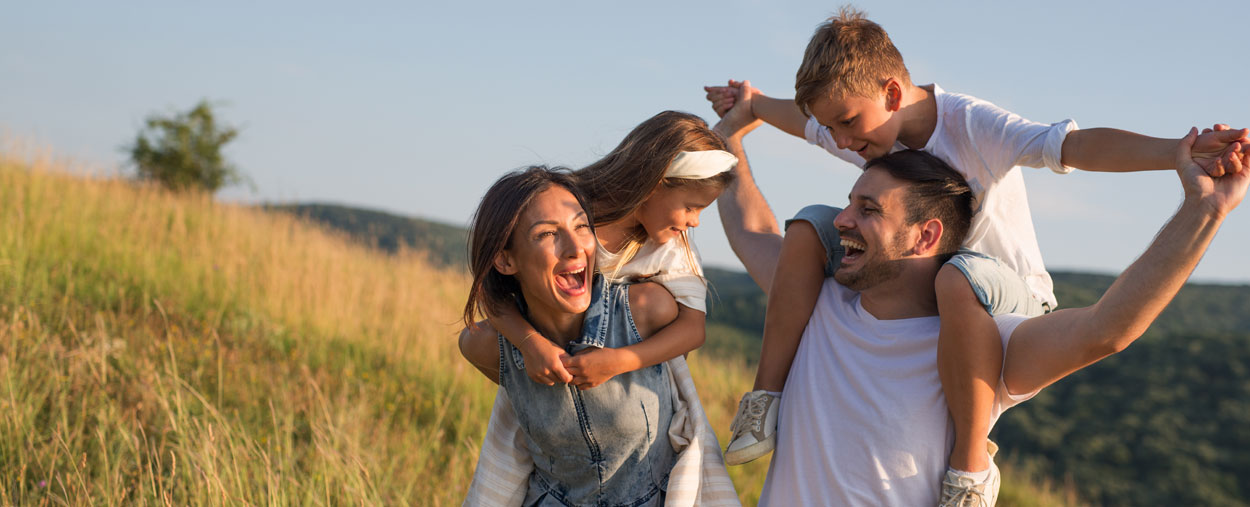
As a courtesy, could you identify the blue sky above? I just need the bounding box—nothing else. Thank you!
[5,1,1248,283]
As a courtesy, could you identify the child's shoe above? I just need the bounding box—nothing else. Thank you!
[938,440,1001,507]
[724,390,779,465]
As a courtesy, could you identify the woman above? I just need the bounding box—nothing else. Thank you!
[459,166,736,506]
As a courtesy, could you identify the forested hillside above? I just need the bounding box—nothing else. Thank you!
[295,204,1250,505]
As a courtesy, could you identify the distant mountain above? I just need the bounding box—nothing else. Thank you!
[267,203,467,269]
[271,201,1250,505]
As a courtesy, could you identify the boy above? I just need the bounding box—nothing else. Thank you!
[705,6,1248,506]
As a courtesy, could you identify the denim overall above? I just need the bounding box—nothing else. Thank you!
[499,275,675,507]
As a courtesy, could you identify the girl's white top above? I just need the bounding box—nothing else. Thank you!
[597,237,707,313]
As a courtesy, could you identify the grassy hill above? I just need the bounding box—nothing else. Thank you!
[0,149,793,504]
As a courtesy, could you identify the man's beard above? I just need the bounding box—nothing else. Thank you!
[833,229,909,291]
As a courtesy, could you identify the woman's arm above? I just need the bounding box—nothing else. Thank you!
[458,321,502,384]
[485,303,574,386]
[563,282,685,389]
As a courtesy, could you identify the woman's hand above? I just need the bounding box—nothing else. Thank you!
[519,335,574,386]
[564,347,632,390]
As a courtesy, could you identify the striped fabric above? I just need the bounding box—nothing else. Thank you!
[464,356,740,506]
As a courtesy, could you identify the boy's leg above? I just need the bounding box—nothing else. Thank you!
[752,220,829,392]
[726,205,842,465]
[935,264,1000,474]
[755,204,844,391]
[936,252,1046,506]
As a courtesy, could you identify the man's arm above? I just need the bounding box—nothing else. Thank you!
[1004,128,1249,395]
[713,97,784,292]
[705,80,810,140]
[1062,126,1248,175]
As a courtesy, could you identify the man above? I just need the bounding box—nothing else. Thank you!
[713,108,1248,505]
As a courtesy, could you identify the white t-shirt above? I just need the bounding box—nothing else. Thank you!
[597,236,707,313]
[758,279,1037,506]
[804,84,1076,308]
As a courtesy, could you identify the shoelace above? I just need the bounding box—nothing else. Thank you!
[730,395,771,437]
[939,478,988,507]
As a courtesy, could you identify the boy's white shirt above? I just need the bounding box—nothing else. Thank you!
[805,83,1077,308]
[463,355,740,506]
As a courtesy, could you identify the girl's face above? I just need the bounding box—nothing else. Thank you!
[495,186,597,315]
[634,184,723,244]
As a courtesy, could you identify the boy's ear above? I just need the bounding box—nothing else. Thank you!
[884,78,903,112]
[912,218,945,256]
[493,250,519,275]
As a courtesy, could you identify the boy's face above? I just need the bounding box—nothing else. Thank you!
[808,88,900,160]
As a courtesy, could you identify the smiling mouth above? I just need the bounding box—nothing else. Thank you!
[840,238,866,262]
[554,266,588,296]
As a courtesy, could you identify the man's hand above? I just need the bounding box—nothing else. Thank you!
[713,80,764,141]
[519,335,574,386]
[563,347,625,390]
[704,79,764,118]
[1190,124,1249,178]
[705,81,739,118]
[1178,127,1250,217]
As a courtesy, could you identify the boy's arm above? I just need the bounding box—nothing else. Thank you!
[705,80,810,139]
[563,282,685,389]
[1003,129,1249,395]
[486,303,574,386]
[1062,126,1248,175]
[714,99,784,292]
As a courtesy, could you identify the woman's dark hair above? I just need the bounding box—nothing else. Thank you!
[863,149,973,260]
[462,166,592,327]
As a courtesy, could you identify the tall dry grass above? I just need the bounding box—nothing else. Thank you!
[0,141,1070,505]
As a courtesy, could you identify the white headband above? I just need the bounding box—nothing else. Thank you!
[664,150,738,179]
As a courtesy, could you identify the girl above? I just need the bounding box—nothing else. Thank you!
[459,166,736,506]
[487,111,737,390]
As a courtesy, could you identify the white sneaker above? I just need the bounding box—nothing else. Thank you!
[724,390,779,465]
[938,440,1001,507]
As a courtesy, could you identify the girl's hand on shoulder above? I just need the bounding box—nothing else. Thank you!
[520,336,574,386]
[564,348,632,390]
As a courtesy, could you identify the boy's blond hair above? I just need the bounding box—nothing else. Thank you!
[794,6,911,112]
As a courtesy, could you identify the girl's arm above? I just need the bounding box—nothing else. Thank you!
[564,282,689,390]
[486,304,574,386]
[458,321,502,384]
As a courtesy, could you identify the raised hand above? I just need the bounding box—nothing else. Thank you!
[1178,127,1250,217]
[1190,124,1249,178]
[704,80,740,118]
[713,79,764,140]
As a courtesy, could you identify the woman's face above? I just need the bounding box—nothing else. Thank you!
[496,185,597,315]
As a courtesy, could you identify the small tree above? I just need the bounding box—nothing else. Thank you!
[129,100,242,193]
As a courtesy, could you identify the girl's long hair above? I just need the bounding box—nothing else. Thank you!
[574,111,734,275]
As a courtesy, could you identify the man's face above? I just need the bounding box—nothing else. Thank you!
[807,88,901,161]
[832,166,915,291]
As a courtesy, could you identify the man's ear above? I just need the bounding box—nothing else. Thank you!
[493,250,519,275]
[883,79,903,112]
[914,218,945,256]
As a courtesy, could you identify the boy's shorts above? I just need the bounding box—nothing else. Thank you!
[785,204,1049,318]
